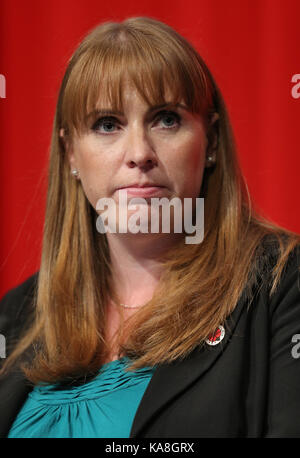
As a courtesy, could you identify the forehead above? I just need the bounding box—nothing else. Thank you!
[61,49,212,137]
[95,78,177,110]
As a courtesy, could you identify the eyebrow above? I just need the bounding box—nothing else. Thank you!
[86,103,188,120]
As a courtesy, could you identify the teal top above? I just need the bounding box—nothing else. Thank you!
[8,357,156,438]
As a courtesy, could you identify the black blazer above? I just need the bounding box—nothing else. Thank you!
[1,242,300,438]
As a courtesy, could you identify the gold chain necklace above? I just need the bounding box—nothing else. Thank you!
[112,300,142,309]
[119,303,141,309]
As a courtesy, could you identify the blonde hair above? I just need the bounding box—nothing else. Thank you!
[1,16,299,383]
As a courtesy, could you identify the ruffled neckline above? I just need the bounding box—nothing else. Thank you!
[28,357,156,405]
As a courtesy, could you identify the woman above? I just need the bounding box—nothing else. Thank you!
[0,16,300,438]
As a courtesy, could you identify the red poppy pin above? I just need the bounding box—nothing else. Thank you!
[205,325,225,346]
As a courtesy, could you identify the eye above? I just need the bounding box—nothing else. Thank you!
[154,110,181,129]
[92,116,119,134]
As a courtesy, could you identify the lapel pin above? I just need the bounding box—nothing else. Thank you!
[205,325,225,346]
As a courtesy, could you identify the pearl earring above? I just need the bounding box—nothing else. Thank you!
[71,169,79,177]
[206,154,216,166]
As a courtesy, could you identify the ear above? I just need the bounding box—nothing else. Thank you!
[207,112,219,151]
[205,112,219,167]
[59,128,77,172]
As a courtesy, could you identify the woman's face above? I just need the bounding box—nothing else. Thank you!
[67,80,210,231]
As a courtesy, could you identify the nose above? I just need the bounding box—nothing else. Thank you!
[124,125,158,171]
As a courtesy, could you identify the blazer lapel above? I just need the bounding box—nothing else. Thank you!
[0,368,33,438]
[130,288,249,437]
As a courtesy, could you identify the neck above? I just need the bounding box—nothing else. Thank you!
[106,232,184,305]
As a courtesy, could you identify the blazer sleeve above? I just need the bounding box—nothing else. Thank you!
[0,273,38,362]
[0,274,38,438]
[265,245,300,437]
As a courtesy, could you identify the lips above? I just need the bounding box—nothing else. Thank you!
[117,183,165,189]
[116,183,167,198]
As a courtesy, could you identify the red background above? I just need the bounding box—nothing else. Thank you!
[1,0,300,298]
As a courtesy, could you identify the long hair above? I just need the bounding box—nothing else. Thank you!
[1,16,299,383]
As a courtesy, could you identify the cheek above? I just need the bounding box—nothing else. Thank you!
[185,153,206,196]
[74,146,113,208]
[188,144,205,171]
[166,135,206,195]
[185,130,207,166]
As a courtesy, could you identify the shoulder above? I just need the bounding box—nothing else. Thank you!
[250,232,300,292]
[257,232,299,274]
[253,234,300,334]
[268,244,300,318]
[0,273,38,336]
[238,232,300,333]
